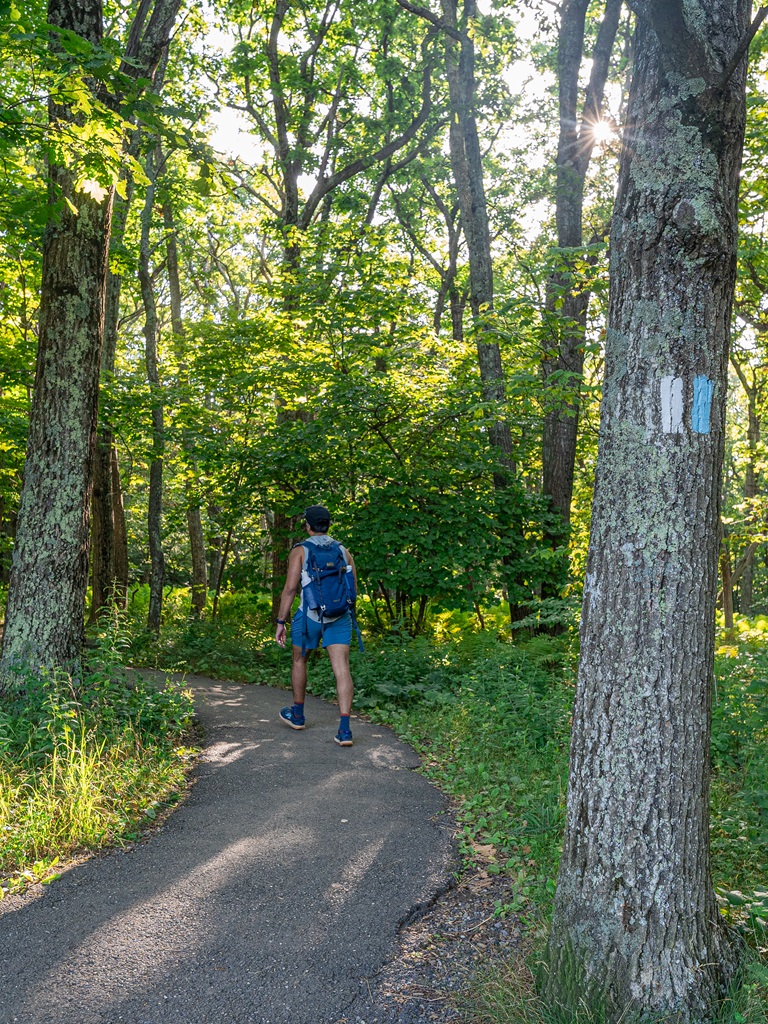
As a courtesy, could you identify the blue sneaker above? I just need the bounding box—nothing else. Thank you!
[279,706,305,730]
[334,725,353,747]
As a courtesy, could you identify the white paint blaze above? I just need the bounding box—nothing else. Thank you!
[660,376,684,433]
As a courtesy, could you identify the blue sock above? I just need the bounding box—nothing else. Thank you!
[339,715,350,731]
[293,702,304,717]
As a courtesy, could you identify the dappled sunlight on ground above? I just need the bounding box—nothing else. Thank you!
[0,679,454,1024]
[323,836,388,913]
[20,826,317,1021]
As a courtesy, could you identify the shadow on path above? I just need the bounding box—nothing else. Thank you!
[0,677,456,1024]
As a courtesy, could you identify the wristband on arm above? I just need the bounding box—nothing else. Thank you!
[276,619,286,626]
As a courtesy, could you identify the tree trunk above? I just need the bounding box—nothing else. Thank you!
[542,0,622,556]
[208,502,223,592]
[741,376,757,614]
[88,429,113,622]
[89,189,130,622]
[441,0,531,623]
[544,3,748,1019]
[0,0,113,676]
[87,1,179,622]
[720,540,735,639]
[740,381,759,614]
[212,526,234,620]
[111,444,129,604]
[270,510,291,622]
[139,154,164,633]
[161,194,208,618]
[440,0,514,479]
[729,358,762,614]
[187,505,207,617]
[208,537,222,592]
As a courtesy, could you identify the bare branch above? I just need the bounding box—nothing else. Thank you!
[730,352,752,396]
[243,75,278,150]
[388,187,445,275]
[298,31,439,228]
[298,0,340,81]
[394,0,462,40]
[732,541,760,586]
[718,6,768,88]
[420,174,458,231]
[122,0,183,88]
[576,0,622,178]
[734,306,768,332]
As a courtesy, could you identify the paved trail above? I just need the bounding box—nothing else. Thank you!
[0,677,456,1024]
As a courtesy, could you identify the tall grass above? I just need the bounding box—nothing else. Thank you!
[462,954,768,1024]
[0,660,195,893]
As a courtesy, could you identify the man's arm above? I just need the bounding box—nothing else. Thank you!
[274,545,304,647]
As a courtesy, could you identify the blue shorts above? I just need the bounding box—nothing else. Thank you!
[291,609,352,651]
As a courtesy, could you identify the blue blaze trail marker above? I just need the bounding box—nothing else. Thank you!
[691,375,714,434]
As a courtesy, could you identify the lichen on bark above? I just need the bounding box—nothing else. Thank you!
[1,112,113,676]
[543,2,749,1020]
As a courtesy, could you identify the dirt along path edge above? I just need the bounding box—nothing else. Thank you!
[0,675,459,1024]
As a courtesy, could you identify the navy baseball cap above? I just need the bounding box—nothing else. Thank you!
[303,505,331,530]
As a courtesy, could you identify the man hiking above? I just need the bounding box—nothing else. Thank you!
[274,505,360,746]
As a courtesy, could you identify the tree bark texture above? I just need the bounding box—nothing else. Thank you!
[139,157,165,634]
[542,0,621,536]
[545,2,749,1019]
[0,0,113,675]
[187,506,207,616]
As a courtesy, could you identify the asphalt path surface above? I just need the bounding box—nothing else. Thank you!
[0,676,456,1024]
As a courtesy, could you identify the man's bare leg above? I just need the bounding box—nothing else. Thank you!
[291,646,309,704]
[326,644,354,716]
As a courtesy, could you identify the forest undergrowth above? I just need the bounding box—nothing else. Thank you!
[0,629,196,897]
[1,586,766,1020]
[109,586,768,1023]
